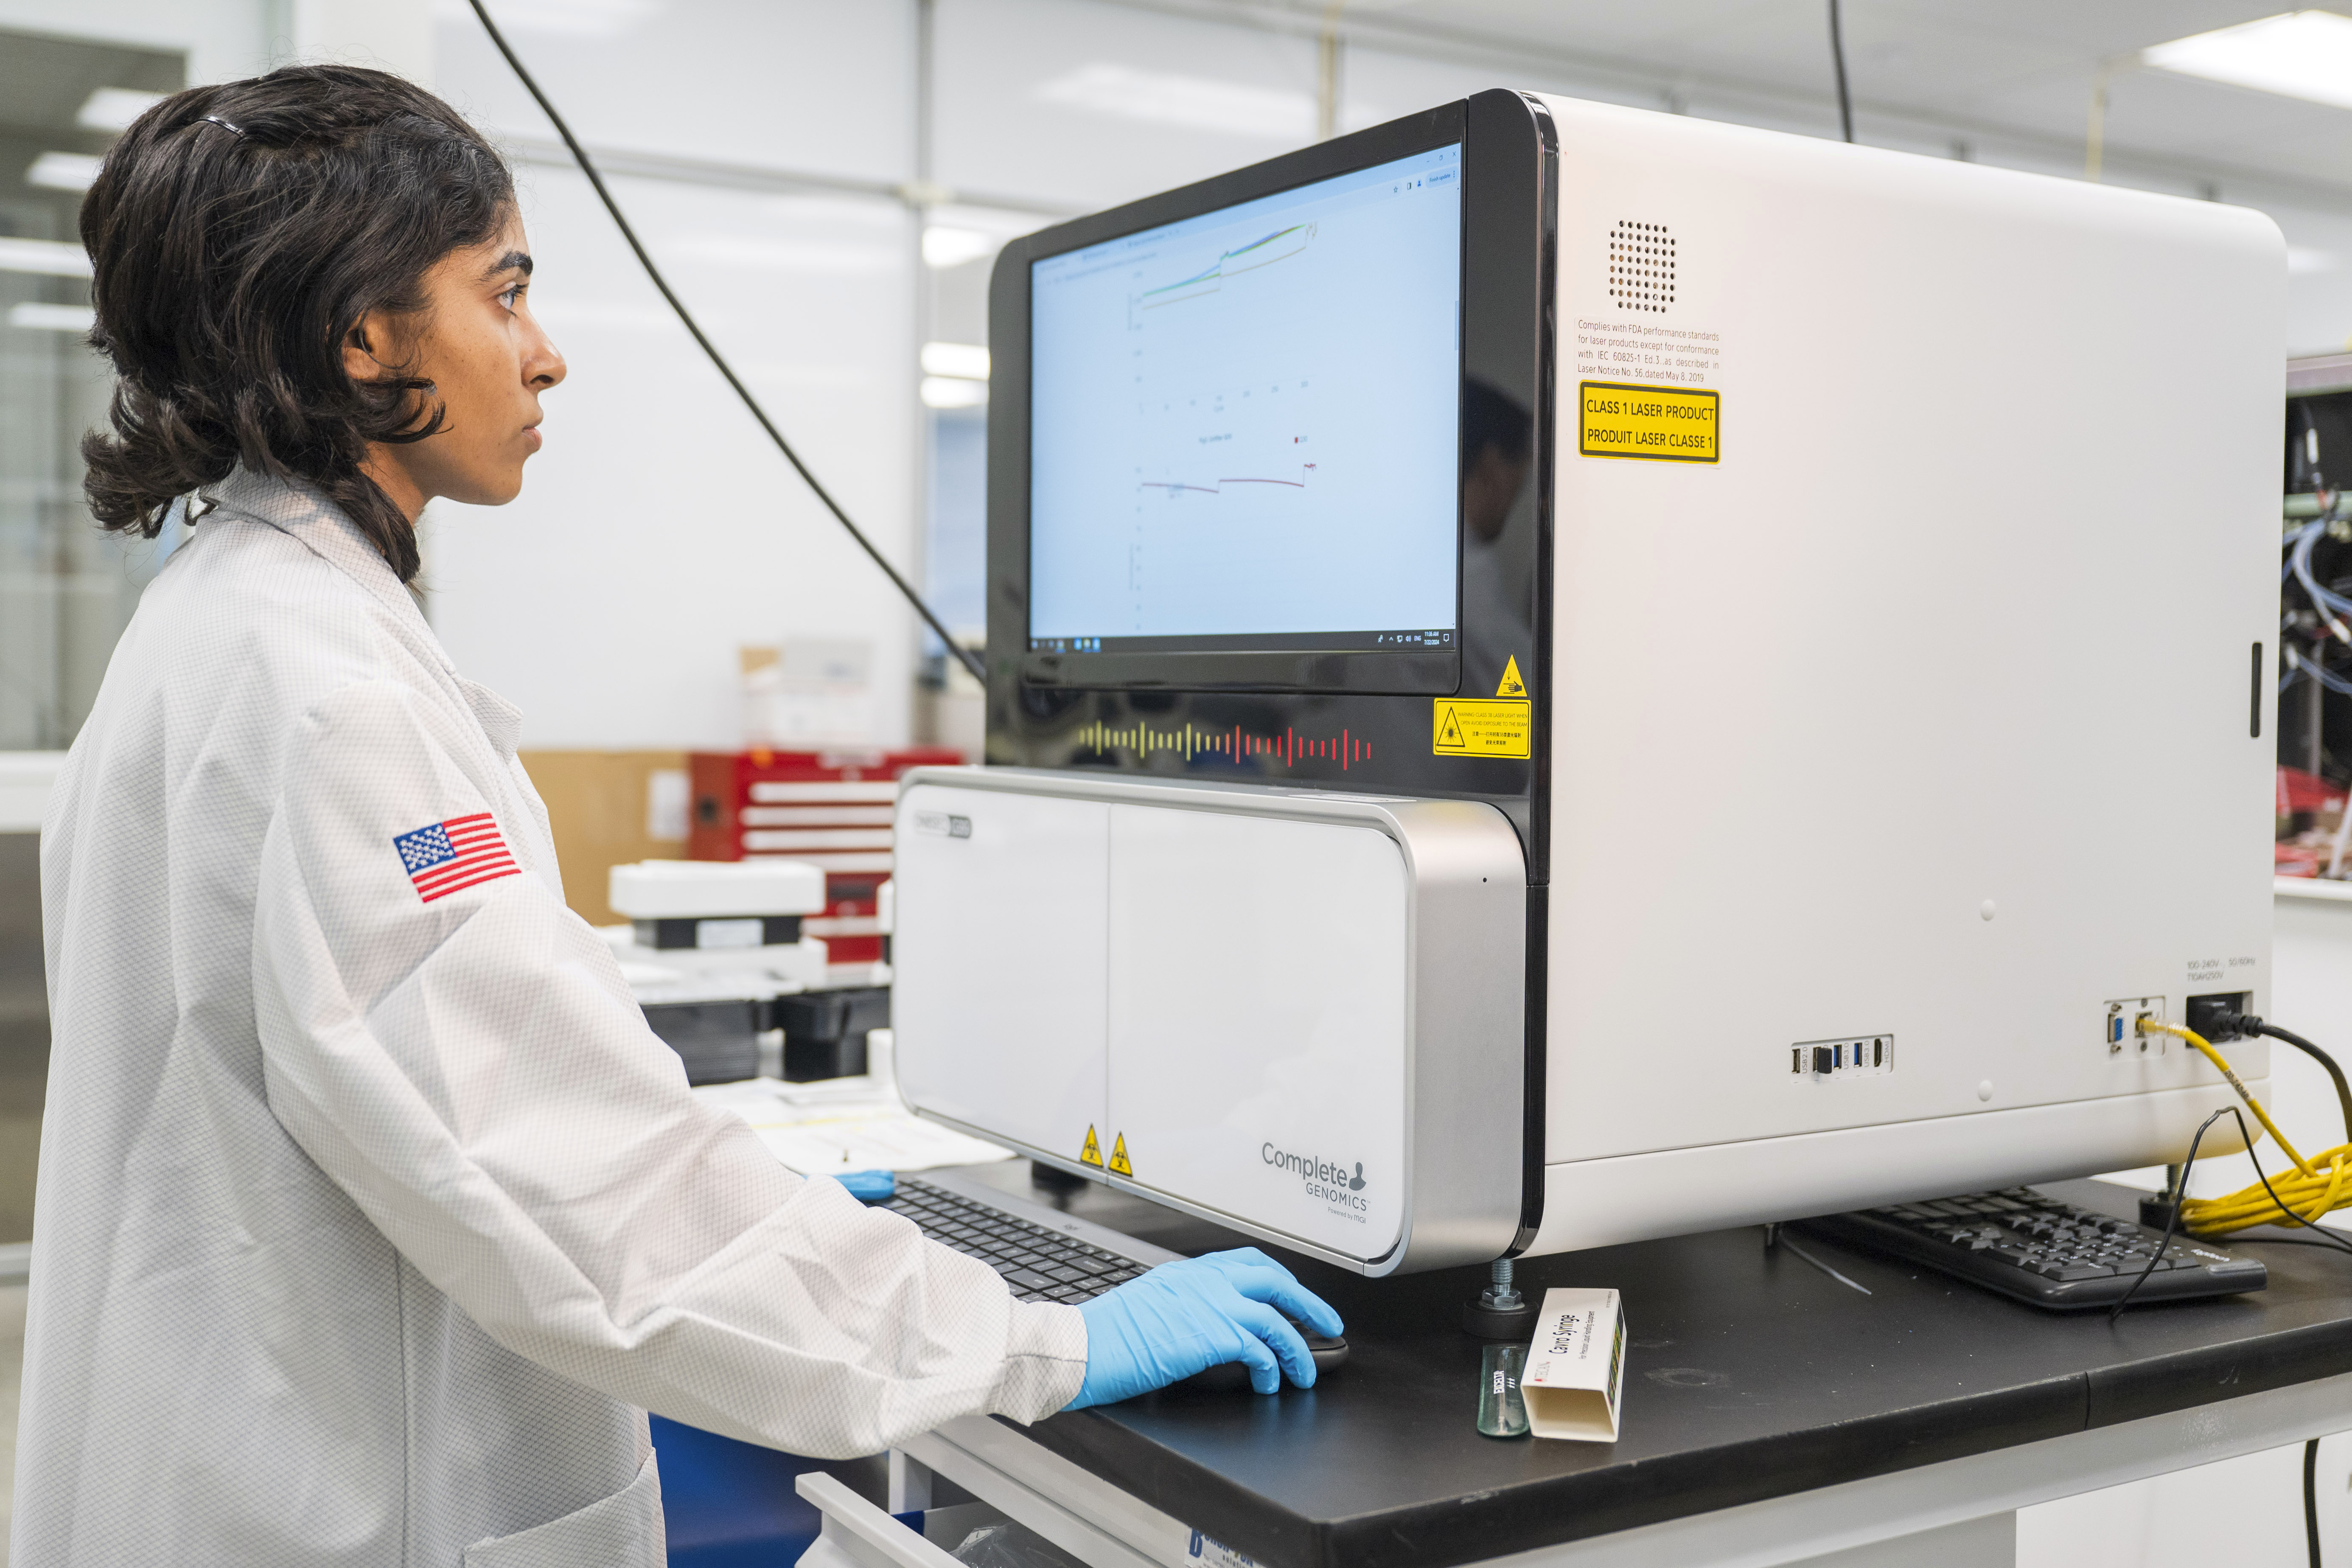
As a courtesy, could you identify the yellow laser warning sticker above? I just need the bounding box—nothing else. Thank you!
[1079,1126,1104,1168]
[1434,699,1531,758]
[1108,1133,1133,1177]
[1578,381,1719,463]
[1497,656,1526,697]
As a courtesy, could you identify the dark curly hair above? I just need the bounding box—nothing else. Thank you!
[78,65,515,583]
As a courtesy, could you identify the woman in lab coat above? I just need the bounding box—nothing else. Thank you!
[17,66,1339,1567]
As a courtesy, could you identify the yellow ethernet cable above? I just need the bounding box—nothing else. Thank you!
[2138,1018,2315,1176]
[2137,1018,2352,1237]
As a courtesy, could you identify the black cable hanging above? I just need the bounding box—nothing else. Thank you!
[1828,0,1855,143]
[2243,1016,2352,1149]
[464,0,989,685]
[2109,1106,2227,1320]
[2305,1436,2322,1568]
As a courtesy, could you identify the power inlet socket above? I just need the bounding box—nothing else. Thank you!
[2104,997,2166,1057]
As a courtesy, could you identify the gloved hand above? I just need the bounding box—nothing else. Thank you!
[1066,1248,1345,1408]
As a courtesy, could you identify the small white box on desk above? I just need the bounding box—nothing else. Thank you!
[1523,1287,1627,1442]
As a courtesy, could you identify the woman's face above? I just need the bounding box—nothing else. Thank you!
[346,210,566,517]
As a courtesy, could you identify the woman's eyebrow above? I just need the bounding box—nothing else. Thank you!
[481,250,534,280]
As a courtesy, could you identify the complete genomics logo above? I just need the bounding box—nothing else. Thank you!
[1262,1143,1369,1217]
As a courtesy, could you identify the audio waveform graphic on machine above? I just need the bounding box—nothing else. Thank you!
[1134,222,1316,313]
[1075,721,1371,770]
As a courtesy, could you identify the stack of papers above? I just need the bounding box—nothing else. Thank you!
[692,1077,1015,1176]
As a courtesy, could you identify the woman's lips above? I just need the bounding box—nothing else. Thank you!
[522,425,543,452]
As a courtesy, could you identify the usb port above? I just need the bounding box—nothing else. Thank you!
[1795,1034,1895,1079]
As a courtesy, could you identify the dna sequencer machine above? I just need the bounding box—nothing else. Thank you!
[890,90,2282,1277]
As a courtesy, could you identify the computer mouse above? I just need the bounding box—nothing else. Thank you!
[1179,1327,1348,1393]
[1302,1330,1350,1375]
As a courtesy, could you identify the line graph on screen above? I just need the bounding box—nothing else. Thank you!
[1138,464,1317,497]
[1133,222,1316,314]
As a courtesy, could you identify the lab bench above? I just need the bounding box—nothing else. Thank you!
[847,1166,2352,1568]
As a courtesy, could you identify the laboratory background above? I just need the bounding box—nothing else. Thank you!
[13,3,2352,1566]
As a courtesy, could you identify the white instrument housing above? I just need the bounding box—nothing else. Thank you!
[897,91,2283,1270]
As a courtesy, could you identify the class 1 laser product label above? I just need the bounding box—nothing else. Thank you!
[1578,381,1719,463]
[1434,698,1531,758]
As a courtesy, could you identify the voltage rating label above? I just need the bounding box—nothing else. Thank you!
[1578,381,1719,463]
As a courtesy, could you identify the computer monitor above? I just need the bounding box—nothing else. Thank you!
[994,95,1552,699]
[1028,143,1463,672]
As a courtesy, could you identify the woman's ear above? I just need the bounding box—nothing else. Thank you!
[342,310,399,385]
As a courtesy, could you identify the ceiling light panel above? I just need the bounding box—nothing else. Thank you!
[76,87,167,133]
[26,152,103,193]
[923,227,996,269]
[8,303,95,333]
[920,376,988,410]
[0,238,92,278]
[2145,11,2352,111]
[920,341,990,380]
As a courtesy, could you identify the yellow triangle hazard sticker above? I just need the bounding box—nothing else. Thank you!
[1108,1133,1133,1177]
[1079,1126,1104,1167]
[1431,696,1531,758]
[1497,656,1526,697]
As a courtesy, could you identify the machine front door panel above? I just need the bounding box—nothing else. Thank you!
[894,784,1108,1170]
[1103,804,1408,1262]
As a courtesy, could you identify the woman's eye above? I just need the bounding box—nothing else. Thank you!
[499,285,522,311]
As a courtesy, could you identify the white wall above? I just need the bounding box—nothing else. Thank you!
[432,0,913,186]
[932,0,1320,212]
[424,0,922,750]
[290,0,429,84]
[0,0,270,84]
[2265,884,2352,1181]
[420,171,918,749]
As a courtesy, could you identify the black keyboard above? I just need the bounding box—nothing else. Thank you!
[884,1177,1152,1304]
[1794,1187,2267,1310]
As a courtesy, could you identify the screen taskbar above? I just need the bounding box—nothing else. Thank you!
[1029,628,1455,655]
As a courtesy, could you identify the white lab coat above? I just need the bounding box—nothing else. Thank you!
[16,469,1085,1567]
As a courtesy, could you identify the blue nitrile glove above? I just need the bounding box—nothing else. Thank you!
[825,1169,896,1203]
[1066,1248,1345,1408]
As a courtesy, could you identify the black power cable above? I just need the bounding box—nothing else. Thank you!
[2307,1435,2322,1568]
[1827,0,1855,143]
[2111,1102,2352,1321]
[2110,1106,2227,1320]
[2237,1015,2352,1150]
[463,0,988,686]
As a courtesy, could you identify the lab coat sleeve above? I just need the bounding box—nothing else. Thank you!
[250,681,1085,1456]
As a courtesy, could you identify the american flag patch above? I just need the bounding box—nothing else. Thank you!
[392,812,520,903]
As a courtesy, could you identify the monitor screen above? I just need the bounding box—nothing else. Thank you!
[1027,143,1463,659]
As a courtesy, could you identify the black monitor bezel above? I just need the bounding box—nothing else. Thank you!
[992,102,1472,695]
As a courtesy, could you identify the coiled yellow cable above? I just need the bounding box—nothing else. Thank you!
[2137,1019,2352,1237]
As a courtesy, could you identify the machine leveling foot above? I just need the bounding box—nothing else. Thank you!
[1463,1256,1540,1340]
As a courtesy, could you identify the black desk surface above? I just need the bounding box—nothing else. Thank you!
[951,1164,2352,1568]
